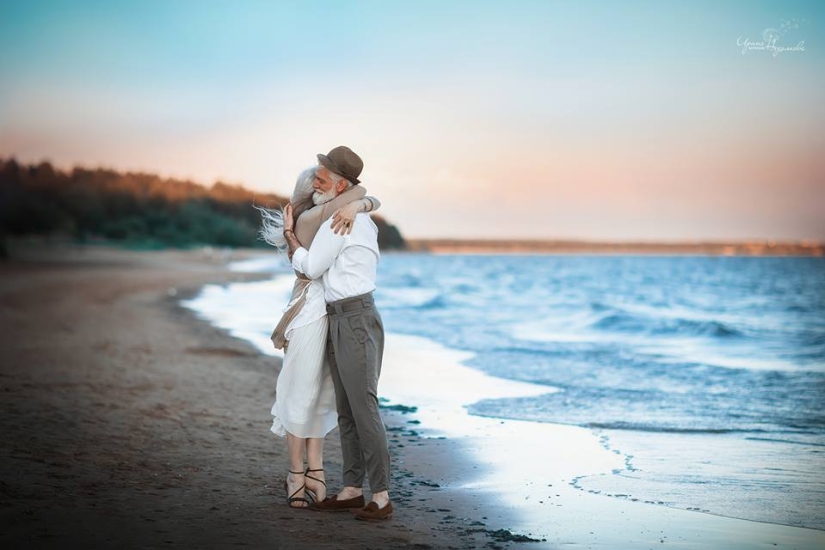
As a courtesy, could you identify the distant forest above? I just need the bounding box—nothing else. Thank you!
[0,158,406,251]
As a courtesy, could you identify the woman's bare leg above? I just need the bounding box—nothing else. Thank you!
[305,437,326,502]
[285,433,307,507]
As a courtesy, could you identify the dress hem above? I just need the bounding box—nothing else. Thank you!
[270,414,338,439]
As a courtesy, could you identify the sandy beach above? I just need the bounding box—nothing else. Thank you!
[1,243,823,550]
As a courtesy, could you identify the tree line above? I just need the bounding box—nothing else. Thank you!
[0,158,406,251]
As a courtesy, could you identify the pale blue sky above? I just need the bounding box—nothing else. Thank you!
[1,1,823,240]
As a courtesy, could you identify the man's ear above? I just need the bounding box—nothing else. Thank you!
[336,180,348,194]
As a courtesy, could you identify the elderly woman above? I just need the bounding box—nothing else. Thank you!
[258,166,380,508]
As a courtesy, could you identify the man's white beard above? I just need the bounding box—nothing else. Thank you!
[312,188,337,205]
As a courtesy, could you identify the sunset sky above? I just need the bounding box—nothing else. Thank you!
[1,1,823,240]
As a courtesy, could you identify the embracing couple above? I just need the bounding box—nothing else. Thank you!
[258,146,392,521]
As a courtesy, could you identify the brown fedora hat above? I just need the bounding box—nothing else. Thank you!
[317,145,363,185]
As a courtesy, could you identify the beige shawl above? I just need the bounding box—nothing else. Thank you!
[270,185,367,349]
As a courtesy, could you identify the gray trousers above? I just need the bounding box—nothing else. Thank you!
[325,292,390,493]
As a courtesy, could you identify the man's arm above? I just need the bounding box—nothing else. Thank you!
[288,220,345,280]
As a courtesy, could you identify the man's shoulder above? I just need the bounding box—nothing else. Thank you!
[354,213,378,234]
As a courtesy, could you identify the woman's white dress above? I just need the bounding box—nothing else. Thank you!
[270,278,338,438]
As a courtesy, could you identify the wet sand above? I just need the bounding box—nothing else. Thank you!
[0,243,522,549]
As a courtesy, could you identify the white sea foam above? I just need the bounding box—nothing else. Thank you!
[181,275,296,359]
[228,255,290,274]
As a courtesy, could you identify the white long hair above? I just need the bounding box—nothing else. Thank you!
[255,166,316,253]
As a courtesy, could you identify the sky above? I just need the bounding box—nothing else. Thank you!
[1,0,823,241]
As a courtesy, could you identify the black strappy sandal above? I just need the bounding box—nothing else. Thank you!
[284,470,310,509]
[304,468,326,503]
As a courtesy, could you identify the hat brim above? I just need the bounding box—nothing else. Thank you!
[316,153,361,184]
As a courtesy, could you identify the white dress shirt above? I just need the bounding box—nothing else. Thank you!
[291,213,380,303]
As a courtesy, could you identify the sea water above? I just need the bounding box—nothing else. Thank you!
[185,253,825,531]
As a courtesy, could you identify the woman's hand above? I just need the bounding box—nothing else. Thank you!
[331,200,361,235]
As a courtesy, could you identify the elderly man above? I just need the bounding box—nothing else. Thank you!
[282,146,392,521]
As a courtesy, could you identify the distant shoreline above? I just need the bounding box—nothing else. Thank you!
[405,238,825,256]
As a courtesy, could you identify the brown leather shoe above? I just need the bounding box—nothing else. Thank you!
[354,501,393,521]
[309,494,365,512]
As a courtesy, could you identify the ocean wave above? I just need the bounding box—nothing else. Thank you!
[591,310,744,338]
[512,300,748,345]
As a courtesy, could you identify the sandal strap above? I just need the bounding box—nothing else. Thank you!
[285,473,310,508]
[305,468,326,487]
[286,472,307,499]
[288,483,306,500]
